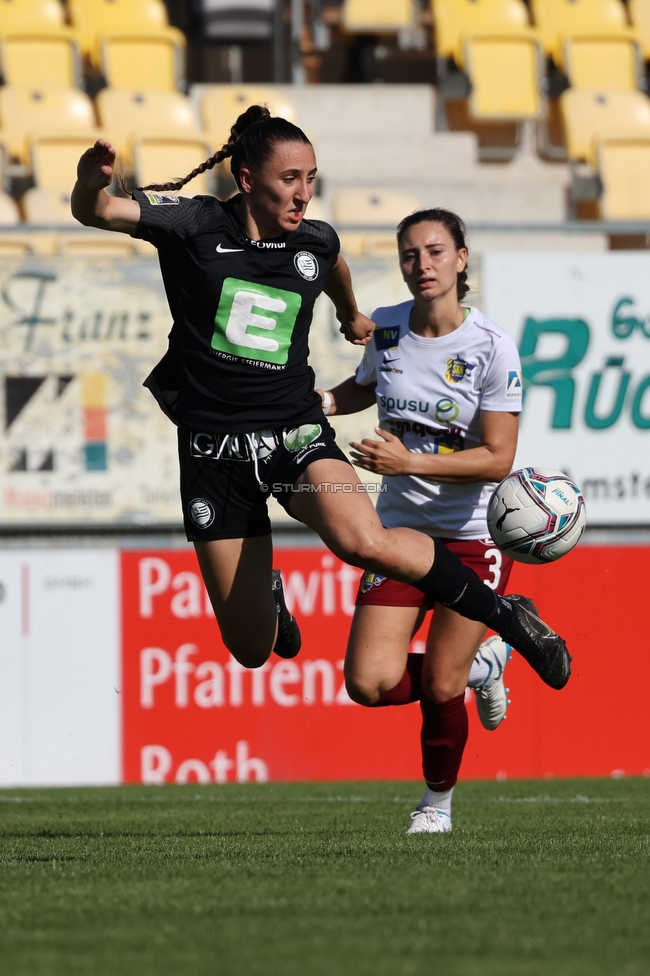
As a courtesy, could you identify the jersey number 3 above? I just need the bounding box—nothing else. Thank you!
[211,277,302,366]
[484,547,503,591]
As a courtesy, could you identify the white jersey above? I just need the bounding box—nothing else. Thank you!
[355,302,522,539]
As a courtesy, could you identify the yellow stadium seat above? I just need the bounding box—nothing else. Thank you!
[628,0,650,59]
[331,189,421,226]
[0,32,82,87]
[96,89,198,166]
[560,89,650,164]
[0,230,58,253]
[366,234,410,257]
[562,35,641,91]
[30,131,104,190]
[342,0,414,32]
[303,196,328,221]
[432,0,531,62]
[531,0,628,61]
[22,186,79,224]
[0,86,96,163]
[463,35,544,120]
[0,235,33,254]
[597,136,650,219]
[200,86,297,144]
[132,236,156,255]
[99,32,186,91]
[0,0,65,31]
[338,228,413,258]
[68,0,169,59]
[132,135,214,196]
[0,191,20,225]
[55,230,142,255]
[336,231,366,257]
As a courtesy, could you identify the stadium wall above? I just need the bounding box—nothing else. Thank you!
[0,543,648,788]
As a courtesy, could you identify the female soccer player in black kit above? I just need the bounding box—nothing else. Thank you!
[71,105,570,689]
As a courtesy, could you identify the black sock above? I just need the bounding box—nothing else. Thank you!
[413,539,504,628]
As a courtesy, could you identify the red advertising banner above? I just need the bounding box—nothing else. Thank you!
[121,546,650,784]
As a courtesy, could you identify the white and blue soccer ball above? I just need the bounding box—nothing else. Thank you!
[487,467,587,564]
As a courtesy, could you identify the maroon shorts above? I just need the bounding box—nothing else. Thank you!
[355,538,514,608]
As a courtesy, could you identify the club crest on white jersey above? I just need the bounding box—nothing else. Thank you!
[445,356,476,384]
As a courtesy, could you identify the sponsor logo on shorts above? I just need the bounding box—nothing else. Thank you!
[292,443,326,466]
[190,430,279,462]
[360,571,387,594]
[283,424,322,452]
[445,356,476,384]
[294,251,319,280]
[188,497,215,529]
[505,369,523,399]
[144,192,179,205]
[248,430,280,460]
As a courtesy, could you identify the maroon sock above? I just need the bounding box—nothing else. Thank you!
[368,654,423,707]
[419,692,468,790]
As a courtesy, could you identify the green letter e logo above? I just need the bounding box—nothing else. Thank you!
[211,278,302,365]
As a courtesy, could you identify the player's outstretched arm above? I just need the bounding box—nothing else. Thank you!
[324,255,375,345]
[316,376,376,416]
[350,411,519,483]
[71,139,140,234]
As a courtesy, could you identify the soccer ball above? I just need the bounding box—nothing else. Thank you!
[487,467,586,564]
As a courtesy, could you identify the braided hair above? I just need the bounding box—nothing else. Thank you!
[396,208,470,302]
[136,104,312,194]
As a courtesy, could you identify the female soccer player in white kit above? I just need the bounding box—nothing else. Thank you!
[71,108,569,697]
[320,209,529,833]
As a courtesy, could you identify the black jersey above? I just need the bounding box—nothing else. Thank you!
[132,190,341,433]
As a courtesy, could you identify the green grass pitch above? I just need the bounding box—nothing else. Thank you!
[1,778,649,976]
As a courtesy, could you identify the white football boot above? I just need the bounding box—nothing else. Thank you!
[406,807,452,834]
[473,635,511,731]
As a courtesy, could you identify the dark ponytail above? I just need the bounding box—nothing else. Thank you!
[396,208,470,302]
[136,104,311,194]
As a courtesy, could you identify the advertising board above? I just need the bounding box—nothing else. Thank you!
[120,545,650,785]
[0,256,180,527]
[120,549,422,784]
[483,253,650,525]
[0,544,648,787]
[0,548,120,786]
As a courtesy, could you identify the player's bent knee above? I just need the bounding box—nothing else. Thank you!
[344,674,381,707]
[422,676,459,703]
[331,533,384,571]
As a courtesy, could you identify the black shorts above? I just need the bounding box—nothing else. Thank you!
[178,421,351,541]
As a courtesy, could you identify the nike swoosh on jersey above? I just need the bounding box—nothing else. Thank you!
[216,243,244,253]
